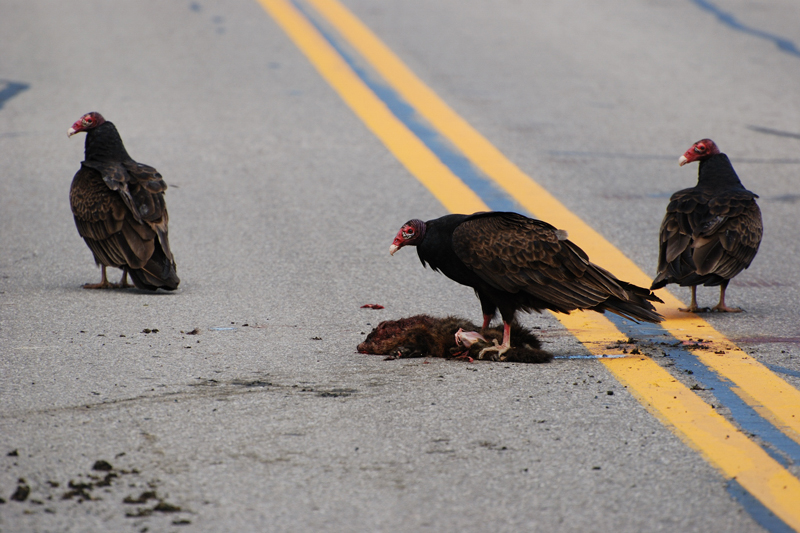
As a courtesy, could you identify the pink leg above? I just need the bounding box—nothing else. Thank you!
[477,321,512,361]
[83,265,115,289]
[118,269,131,289]
[712,282,742,313]
[481,314,492,334]
[500,322,511,349]
[679,286,702,313]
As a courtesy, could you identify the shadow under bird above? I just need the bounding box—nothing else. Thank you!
[390,211,663,359]
[651,139,762,312]
[68,112,179,291]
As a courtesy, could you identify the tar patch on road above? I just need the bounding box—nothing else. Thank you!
[2,454,191,529]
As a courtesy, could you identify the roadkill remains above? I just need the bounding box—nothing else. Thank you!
[358,315,552,364]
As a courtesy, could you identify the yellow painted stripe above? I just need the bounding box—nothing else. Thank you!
[561,309,800,531]
[259,0,800,528]
[254,0,486,215]
[659,303,800,447]
[603,347,800,531]
[307,0,800,446]
[306,0,643,283]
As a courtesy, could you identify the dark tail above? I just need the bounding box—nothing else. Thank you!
[128,238,179,291]
[598,281,663,323]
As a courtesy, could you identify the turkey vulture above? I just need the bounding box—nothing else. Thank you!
[651,139,762,312]
[67,112,179,291]
[357,314,552,363]
[390,212,663,359]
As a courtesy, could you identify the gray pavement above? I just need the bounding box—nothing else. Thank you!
[1,0,798,531]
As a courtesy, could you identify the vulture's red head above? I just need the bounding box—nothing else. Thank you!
[679,139,720,166]
[389,219,426,255]
[68,112,106,138]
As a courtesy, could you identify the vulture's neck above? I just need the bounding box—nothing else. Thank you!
[696,154,744,190]
[84,122,132,162]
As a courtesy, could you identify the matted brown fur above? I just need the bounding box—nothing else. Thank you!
[357,315,552,364]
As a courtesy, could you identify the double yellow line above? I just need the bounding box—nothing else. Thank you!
[256,0,800,528]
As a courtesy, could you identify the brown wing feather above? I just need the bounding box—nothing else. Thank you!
[121,161,174,264]
[69,165,178,288]
[694,201,762,278]
[82,160,167,219]
[654,188,761,286]
[71,166,128,266]
[80,160,176,260]
[657,188,702,266]
[452,213,629,312]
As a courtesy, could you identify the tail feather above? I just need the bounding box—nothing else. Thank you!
[127,237,179,291]
[598,281,663,323]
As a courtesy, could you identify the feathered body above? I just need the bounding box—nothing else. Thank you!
[68,112,179,291]
[390,212,662,358]
[651,139,761,312]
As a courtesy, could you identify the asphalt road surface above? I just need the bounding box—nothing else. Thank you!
[1,1,799,532]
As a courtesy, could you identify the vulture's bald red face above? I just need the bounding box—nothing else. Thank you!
[679,139,720,166]
[389,219,426,255]
[68,112,106,137]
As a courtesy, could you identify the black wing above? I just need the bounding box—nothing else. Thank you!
[70,162,178,290]
[81,159,175,263]
[452,212,645,314]
[653,188,761,287]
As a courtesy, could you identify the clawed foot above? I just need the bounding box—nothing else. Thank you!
[711,304,743,313]
[82,281,118,289]
[477,339,511,361]
[83,268,131,290]
[679,285,742,313]
[82,281,130,290]
[679,305,710,313]
[678,305,742,313]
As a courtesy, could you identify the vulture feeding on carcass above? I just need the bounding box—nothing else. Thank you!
[358,315,552,364]
[67,112,179,291]
[651,139,762,312]
[389,211,663,360]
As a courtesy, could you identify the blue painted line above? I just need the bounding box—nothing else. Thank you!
[727,478,795,533]
[292,3,799,530]
[289,0,522,213]
[606,314,800,469]
[0,80,29,110]
[765,363,800,380]
[692,0,800,58]
[297,0,800,470]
